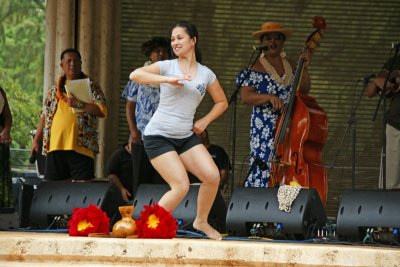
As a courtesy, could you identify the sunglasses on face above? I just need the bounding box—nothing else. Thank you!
[263,33,285,41]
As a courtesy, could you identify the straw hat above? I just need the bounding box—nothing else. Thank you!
[252,22,292,40]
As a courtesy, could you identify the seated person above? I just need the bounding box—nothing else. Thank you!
[106,143,133,203]
[189,130,230,189]
[106,143,165,203]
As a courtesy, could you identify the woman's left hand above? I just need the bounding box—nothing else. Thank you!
[301,51,312,68]
[192,118,208,135]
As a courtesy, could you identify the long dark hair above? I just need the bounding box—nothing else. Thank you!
[172,21,202,63]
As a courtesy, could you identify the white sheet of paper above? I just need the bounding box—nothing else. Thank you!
[64,78,92,113]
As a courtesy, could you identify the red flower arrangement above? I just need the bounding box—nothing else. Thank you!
[68,204,110,236]
[134,203,178,239]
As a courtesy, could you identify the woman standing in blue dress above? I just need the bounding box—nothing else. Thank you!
[237,21,311,187]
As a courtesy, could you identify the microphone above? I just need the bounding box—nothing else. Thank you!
[253,45,269,51]
[29,151,37,164]
[359,73,375,82]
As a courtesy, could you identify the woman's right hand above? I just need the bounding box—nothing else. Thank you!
[166,75,192,86]
[268,94,284,111]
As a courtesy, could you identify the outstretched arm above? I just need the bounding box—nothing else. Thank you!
[130,62,192,86]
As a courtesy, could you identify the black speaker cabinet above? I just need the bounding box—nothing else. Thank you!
[132,184,227,232]
[29,181,125,229]
[18,183,36,228]
[226,187,327,240]
[337,190,400,242]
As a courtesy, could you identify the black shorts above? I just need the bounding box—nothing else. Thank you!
[45,150,95,181]
[143,134,201,160]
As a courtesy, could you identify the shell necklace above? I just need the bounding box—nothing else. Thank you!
[259,53,293,86]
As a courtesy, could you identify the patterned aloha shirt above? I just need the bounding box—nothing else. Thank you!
[121,78,160,138]
[41,79,106,155]
[236,68,292,187]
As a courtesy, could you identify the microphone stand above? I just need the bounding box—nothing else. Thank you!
[328,79,366,190]
[228,48,263,195]
[350,80,366,190]
[372,44,400,190]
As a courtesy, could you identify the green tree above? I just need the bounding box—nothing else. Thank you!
[0,0,46,148]
[1,71,41,148]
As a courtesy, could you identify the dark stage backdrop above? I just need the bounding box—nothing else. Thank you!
[117,0,400,217]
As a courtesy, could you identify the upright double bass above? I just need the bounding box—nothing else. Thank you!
[269,16,328,206]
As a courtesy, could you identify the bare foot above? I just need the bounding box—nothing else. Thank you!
[193,220,222,240]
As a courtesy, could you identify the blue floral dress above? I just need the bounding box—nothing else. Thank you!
[236,68,291,187]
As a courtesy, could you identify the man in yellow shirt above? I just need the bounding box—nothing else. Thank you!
[31,48,107,181]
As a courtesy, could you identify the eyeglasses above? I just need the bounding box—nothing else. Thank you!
[263,33,285,41]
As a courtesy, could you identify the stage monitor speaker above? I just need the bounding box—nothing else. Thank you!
[29,181,125,229]
[336,190,400,242]
[18,183,36,228]
[132,184,227,233]
[226,187,327,240]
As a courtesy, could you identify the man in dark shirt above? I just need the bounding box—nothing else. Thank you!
[366,55,400,189]
[105,144,133,202]
[106,143,165,202]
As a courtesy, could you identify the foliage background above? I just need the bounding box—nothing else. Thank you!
[0,0,46,149]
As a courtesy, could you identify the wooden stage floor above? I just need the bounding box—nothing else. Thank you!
[0,231,399,266]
